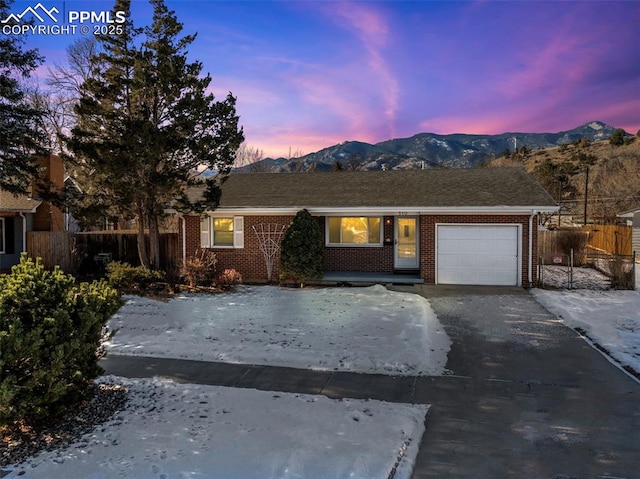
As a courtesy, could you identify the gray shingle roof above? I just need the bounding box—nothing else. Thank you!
[0,190,42,212]
[199,168,556,210]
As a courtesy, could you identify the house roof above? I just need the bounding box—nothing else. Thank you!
[189,168,556,212]
[0,190,42,213]
[618,207,640,218]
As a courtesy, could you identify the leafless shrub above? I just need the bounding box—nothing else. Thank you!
[556,229,588,266]
[181,249,217,287]
[609,256,634,290]
[216,269,243,290]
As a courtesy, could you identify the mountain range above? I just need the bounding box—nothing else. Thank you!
[235,121,620,173]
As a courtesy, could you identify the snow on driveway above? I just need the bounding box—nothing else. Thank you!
[106,285,451,376]
[531,289,640,376]
[5,377,428,479]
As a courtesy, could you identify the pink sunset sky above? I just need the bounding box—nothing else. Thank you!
[14,0,640,158]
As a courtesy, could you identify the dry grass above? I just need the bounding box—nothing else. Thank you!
[489,138,640,221]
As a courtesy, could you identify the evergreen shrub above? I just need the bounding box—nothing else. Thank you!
[279,209,323,287]
[0,255,121,426]
[106,261,165,293]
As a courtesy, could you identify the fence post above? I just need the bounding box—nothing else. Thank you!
[569,248,574,290]
[634,251,637,291]
[539,255,544,287]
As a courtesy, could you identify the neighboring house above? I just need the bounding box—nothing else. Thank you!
[0,155,65,271]
[618,207,640,255]
[176,168,558,286]
[0,190,41,271]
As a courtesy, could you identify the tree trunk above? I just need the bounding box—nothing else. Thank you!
[136,208,151,269]
[149,214,161,270]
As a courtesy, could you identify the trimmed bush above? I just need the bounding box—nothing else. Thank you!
[106,261,165,293]
[0,255,121,426]
[279,209,323,287]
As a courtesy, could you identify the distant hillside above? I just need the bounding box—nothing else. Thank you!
[236,121,620,172]
[488,135,640,224]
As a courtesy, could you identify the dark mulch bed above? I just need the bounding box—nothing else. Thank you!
[0,383,127,469]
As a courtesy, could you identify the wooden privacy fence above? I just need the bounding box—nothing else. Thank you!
[26,231,179,274]
[538,225,633,256]
[74,231,179,273]
[27,231,74,272]
[582,225,633,255]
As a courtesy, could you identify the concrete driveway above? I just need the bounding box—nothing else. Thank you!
[399,285,640,479]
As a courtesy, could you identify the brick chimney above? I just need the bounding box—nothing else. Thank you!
[32,155,65,231]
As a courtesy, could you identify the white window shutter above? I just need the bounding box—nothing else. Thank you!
[200,217,211,248]
[233,216,244,248]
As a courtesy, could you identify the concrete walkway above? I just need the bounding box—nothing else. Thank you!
[101,285,640,479]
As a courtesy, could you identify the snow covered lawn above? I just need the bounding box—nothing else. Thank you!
[106,285,451,376]
[539,265,611,290]
[531,289,640,377]
[5,377,428,479]
[4,286,440,478]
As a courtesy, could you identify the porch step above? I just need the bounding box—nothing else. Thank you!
[321,271,424,285]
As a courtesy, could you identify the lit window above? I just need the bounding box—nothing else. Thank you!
[200,216,244,248]
[213,218,234,246]
[327,217,381,245]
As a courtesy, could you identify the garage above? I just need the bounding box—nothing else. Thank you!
[436,225,520,286]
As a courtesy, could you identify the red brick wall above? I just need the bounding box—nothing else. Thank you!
[180,214,294,282]
[181,213,539,285]
[181,215,201,259]
[420,214,538,286]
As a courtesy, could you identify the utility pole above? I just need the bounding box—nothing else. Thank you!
[583,166,589,225]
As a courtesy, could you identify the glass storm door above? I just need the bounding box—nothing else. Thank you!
[395,217,419,269]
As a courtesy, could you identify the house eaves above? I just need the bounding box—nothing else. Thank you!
[205,205,559,217]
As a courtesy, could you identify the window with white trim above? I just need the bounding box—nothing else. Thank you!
[327,217,382,245]
[200,216,244,248]
[0,218,4,254]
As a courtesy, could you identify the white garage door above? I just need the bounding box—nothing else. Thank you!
[437,225,520,286]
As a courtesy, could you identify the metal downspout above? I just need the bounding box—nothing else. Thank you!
[528,210,537,286]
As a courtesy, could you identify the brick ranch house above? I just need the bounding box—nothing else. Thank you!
[173,168,558,286]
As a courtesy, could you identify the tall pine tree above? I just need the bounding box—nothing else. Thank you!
[0,0,46,195]
[68,0,243,269]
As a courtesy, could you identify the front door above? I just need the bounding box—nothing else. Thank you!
[395,216,419,269]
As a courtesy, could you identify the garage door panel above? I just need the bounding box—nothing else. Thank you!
[438,267,516,285]
[439,226,515,241]
[440,239,515,256]
[437,225,520,286]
